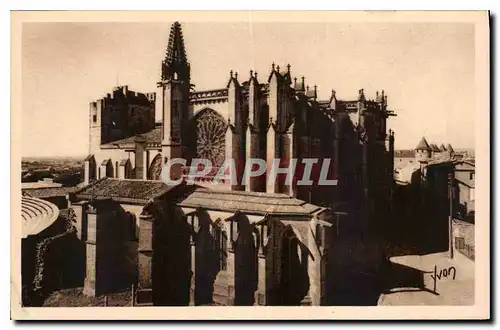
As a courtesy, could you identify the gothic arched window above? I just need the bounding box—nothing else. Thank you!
[192,109,227,168]
[148,154,163,180]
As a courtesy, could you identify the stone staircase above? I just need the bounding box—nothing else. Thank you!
[212,272,232,306]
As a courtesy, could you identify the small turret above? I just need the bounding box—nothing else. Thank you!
[415,137,431,162]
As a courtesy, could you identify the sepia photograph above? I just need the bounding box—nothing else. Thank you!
[10,11,490,320]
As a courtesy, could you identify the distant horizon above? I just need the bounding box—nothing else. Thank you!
[22,146,476,160]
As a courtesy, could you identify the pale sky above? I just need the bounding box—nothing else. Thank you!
[21,21,475,157]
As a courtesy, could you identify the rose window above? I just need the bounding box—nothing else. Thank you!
[194,109,227,168]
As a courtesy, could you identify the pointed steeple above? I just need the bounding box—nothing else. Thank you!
[415,137,431,151]
[161,21,190,82]
[165,21,187,64]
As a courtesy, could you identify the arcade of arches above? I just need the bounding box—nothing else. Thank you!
[136,199,334,307]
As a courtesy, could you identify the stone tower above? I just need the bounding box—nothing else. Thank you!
[157,21,191,181]
[415,136,432,163]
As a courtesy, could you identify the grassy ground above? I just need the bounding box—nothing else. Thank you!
[43,287,133,307]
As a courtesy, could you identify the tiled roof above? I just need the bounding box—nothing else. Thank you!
[430,144,441,152]
[73,178,175,204]
[415,137,431,151]
[178,188,323,215]
[22,182,63,189]
[140,127,162,144]
[426,159,455,167]
[23,186,78,199]
[102,127,162,148]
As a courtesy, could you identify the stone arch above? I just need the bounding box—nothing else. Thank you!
[233,215,258,305]
[277,225,309,305]
[101,159,113,178]
[148,154,163,180]
[193,208,222,305]
[85,155,97,182]
[186,108,227,168]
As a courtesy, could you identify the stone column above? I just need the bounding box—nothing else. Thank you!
[84,161,90,185]
[282,124,296,197]
[225,126,243,191]
[245,125,261,192]
[71,201,89,241]
[226,216,239,305]
[226,249,236,305]
[142,150,148,180]
[189,237,196,305]
[307,216,324,306]
[134,139,146,180]
[255,222,268,305]
[137,211,154,305]
[266,123,279,194]
[83,203,99,297]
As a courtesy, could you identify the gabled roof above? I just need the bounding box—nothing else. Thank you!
[415,137,431,151]
[430,144,440,152]
[440,144,447,152]
[102,127,162,148]
[226,72,240,88]
[119,158,130,166]
[178,187,323,216]
[447,144,455,153]
[22,186,78,199]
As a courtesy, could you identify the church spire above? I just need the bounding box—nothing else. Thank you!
[161,21,190,82]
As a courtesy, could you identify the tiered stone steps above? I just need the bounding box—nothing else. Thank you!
[212,272,231,306]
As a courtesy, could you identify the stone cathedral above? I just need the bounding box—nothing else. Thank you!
[70,22,396,306]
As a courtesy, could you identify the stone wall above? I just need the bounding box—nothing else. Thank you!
[452,219,475,260]
[23,209,84,306]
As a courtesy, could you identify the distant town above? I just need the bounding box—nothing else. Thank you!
[22,157,84,187]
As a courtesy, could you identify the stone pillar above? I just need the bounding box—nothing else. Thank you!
[226,249,236,305]
[71,201,89,241]
[137,211,154,305]
[307,216,323,306]
[84,161,90,185]
[162,141,183,182]
[226,217,240,305]
[266,122,279,194]
[83,203,99,297]
[134,140,146,180]
[189,237,196,305]
[255,222,268,305]
[299,136,312,202]
[99,164,107,179]
[245,125,261,192]
[225,125,243,191]
[142,151,148,180]
[282,124,296,197]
